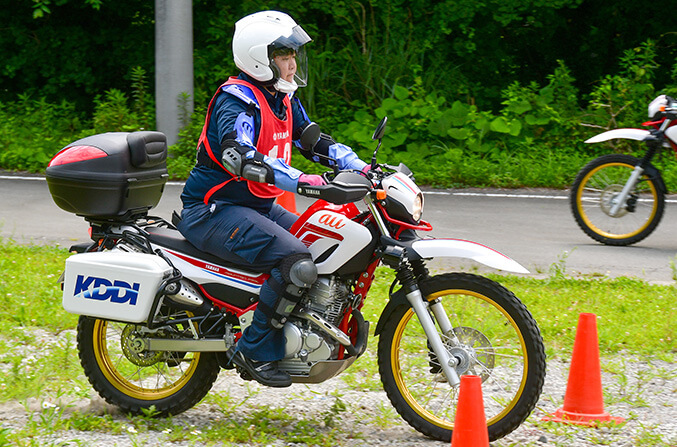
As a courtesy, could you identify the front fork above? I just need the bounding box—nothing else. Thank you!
[372,191,461,385]
[609,165,644,216]
[396,266,461,387]
[609,134,663,216]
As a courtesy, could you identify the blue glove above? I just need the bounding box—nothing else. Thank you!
[328,143,368,172]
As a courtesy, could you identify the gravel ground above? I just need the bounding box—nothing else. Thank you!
[0,350,675,446]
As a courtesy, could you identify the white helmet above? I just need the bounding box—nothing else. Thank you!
[232,11,312,94]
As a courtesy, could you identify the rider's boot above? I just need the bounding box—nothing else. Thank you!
[225,255,318,388]
[225,346,292,387]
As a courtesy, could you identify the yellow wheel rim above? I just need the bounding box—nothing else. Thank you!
[576,162,659,240]
[390,289,529,428]
[92,319,200,401]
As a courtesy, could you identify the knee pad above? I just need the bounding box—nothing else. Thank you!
[279,253,317,288]
[259,261,316,330]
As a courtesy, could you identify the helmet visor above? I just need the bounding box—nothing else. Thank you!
[268,25,311,87]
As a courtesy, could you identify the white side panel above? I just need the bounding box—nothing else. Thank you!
[585,128,650,143]
[62,252,173,322]
[665,126,677,145]
[294,211,372,274]
[411,239,529,274]
[158,247,265,294]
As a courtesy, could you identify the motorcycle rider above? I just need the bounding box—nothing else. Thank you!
[177,10,369,387]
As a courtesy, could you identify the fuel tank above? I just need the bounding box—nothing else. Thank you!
[293,209,373,274]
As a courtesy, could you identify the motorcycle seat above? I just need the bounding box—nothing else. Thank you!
[146,226,268,272]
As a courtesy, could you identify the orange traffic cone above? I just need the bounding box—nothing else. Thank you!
[276,190,299,215]
[542,313,625,426]
[451,375,489,446]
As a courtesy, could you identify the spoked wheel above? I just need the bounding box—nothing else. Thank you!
[377,273,546,442]
[570,154,665,246]
[77,311,220,416]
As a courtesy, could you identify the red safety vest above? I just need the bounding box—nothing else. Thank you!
[197,77,293,203]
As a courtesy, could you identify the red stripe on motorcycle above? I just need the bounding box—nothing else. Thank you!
[392,175,418,194]
[300,233,322,247]
[296,222,344,242]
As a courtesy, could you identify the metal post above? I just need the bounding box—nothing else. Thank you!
[155,0,193,146]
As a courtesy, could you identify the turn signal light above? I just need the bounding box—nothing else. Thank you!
[375,189,387,200]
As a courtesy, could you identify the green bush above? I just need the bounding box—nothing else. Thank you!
[328,40,675,188]
[329,58,590,187]
[1,41,676,191]
[0,95,86,171]
[166,103,206,180]
[0,66,153,171]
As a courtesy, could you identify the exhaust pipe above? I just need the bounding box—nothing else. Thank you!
[163,280,212,315]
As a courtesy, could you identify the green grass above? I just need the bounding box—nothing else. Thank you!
[355,265,675,359]
[492,275,675,358]
[0,239,674,446]
[0,241,77,332]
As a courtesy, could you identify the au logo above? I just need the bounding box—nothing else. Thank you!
[73,275,140,305]
[318,214,345,229]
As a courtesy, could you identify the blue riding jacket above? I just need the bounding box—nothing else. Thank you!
[180,73,366,213]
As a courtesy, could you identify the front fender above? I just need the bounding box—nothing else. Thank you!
[410,239,529,274]
[585,128,650,144]
[374,285,409,336]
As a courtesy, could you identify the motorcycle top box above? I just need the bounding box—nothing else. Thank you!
[46,131,169,220]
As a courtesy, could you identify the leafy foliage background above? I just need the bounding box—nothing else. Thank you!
[2,0,677,188]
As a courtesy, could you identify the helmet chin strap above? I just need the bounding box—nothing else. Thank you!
[274,78,298,94]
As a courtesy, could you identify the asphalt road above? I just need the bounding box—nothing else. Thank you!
[2,174,677,282]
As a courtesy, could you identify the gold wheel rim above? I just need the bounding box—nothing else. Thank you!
[390,289,529,428]
[576,162,659,240]
[92,319,200,401]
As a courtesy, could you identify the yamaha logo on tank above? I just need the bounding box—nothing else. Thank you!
[73,275,140,305]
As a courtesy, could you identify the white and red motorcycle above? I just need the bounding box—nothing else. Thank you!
[46,117,545,442]
[570,95,677,245]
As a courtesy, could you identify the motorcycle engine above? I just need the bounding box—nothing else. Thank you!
[282,276,352,363]
[304,276,351,325]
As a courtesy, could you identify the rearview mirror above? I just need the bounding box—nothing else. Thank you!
[370,116,388,169]
[372,117,388,140]
[299,122,321,152]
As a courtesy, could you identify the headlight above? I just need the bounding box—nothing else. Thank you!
[380,172,424,224]
[412,193,423,221]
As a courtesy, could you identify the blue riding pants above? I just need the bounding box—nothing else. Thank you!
[178,202,309,362]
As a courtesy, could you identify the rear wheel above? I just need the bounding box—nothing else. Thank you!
[77,312,220,416]
[570,154,664,246]
[377,273,545,442]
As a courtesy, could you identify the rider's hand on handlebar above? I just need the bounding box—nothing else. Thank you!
[361,164,382,177]
[298,174,327,186]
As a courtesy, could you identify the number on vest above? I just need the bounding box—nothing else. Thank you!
[268,142,291,162]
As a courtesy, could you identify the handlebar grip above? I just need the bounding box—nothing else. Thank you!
[296,184,326,198]
[297,176,371,205]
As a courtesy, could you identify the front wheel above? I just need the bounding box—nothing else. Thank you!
[77,314,220,416]
[377,273,546,442]
[570,154,665,246]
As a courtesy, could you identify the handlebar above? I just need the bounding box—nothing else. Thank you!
[665,109,677,120]
[297,171,374,205]
[660,96,677,119]
[296,163,414,205]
